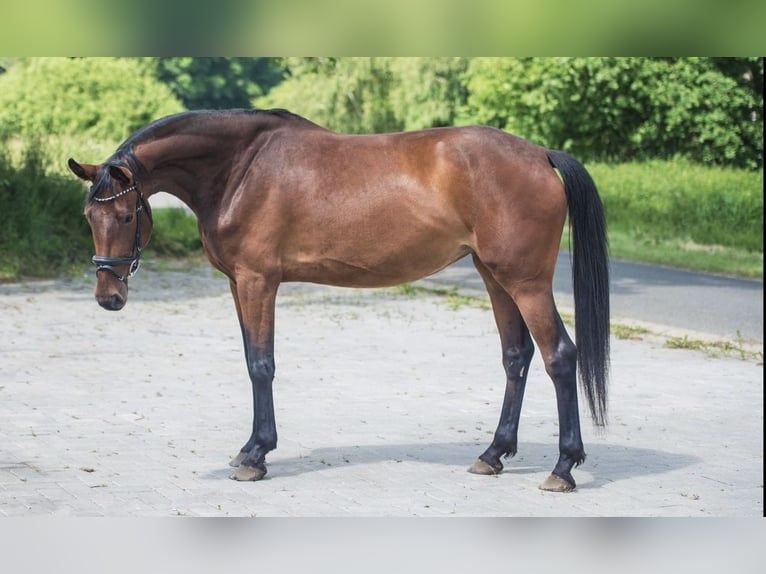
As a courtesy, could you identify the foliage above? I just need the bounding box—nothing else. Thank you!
[387,58,471,130]
[0,58,184,142]
[152,57,285,110]
[146,208,202,257]
[0,140,92,280]
[256,57,470,133]
[255,58,399,134]
[465,57,763,169]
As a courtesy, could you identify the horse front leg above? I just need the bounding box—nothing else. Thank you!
[226,274,279,481]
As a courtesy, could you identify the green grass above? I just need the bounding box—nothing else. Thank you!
[590,160,763,253]
[567,159,764,279]
[664,334,762,362]
[0,141,93,281]
[593,229,763,279]
[611,324,651,340]
[394,284,490,310]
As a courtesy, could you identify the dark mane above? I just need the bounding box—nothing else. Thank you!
[114,108,310,157]
[87,109,310,202]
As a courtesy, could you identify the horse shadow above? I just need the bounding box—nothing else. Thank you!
[201,440,698,489]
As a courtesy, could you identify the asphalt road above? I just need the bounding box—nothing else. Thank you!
[421,254,764,344]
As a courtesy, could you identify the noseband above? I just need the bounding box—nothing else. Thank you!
[91,183,152,282]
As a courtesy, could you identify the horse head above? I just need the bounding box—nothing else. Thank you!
[68,158,153,311]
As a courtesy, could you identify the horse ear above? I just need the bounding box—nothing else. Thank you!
[68,158,98,182]
[108,165,133,185]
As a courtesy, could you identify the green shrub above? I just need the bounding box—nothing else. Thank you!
[466,57,763,170]
[0,141,92,280]
[146,208,202,257]
[0,58,184,141]
[255,57,470,134]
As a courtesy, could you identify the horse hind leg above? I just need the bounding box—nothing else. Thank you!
[471,252,585,491]
[468,256,535,476]
[510,285,585,492]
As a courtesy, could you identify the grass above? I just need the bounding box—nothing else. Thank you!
[145,208,202,257]
[0,141,94,281]
[591,229,763,279]
[663,334,762,362]
[586,159,763,279]
[611,324,651,340]
[394,284,490,311]
[589,160,763,253]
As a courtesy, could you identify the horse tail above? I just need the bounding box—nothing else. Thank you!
[546,149,610,427]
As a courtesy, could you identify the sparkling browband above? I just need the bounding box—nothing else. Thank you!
[92,184,138,202]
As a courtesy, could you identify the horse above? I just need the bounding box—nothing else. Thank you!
[68,108,609,492]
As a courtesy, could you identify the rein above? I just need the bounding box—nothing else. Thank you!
[91,183,152,282]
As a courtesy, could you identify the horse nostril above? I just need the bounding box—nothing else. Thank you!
[108,294,125,311]
[97,293,126,311]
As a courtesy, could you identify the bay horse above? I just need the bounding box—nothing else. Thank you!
[68,109,609,492]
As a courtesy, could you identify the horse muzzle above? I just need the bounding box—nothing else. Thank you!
[96,291,127,311]
[93,267,129,311]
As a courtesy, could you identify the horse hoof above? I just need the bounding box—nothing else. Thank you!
[539,473,576,492]
[467,458,501,475]
[229,452,247,467]
[230,464,267,481]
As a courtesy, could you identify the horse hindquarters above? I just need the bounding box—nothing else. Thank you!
[470,148,605,491]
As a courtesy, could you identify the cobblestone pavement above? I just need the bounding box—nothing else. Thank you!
[0,263,762,516]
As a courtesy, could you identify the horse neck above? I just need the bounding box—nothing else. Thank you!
[132,118,266,216]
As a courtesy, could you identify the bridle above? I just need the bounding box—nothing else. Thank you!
[91,183,153,282]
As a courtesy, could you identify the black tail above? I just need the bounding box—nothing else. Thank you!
[546,150,610,427]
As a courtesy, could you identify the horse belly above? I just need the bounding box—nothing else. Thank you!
[281,217,471,288]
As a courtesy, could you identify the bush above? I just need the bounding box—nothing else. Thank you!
[255,57,470,133]
[466,58,763,169]
[0,141,92,280]
[0,58,184,141]
[146,208,202,257]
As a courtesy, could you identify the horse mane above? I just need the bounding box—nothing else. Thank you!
[89,109,313,201]
[114,109,311,157]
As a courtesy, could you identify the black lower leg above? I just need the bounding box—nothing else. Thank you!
[478,328,534,472]
[548,336,585,487]
[238,346,277,471]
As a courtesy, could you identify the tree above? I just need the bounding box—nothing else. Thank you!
[255,57,471,133]
[153,58,285,110]
[465,57,763,169]
[388,58,470,130]
[256,57,399,133]
[0,58,184,141]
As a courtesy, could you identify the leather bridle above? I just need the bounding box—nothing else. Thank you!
[91,183,152,282]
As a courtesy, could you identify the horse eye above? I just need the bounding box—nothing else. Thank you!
[124,214,134,224]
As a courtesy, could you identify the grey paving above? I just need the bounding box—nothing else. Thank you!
[0,263,762,516]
